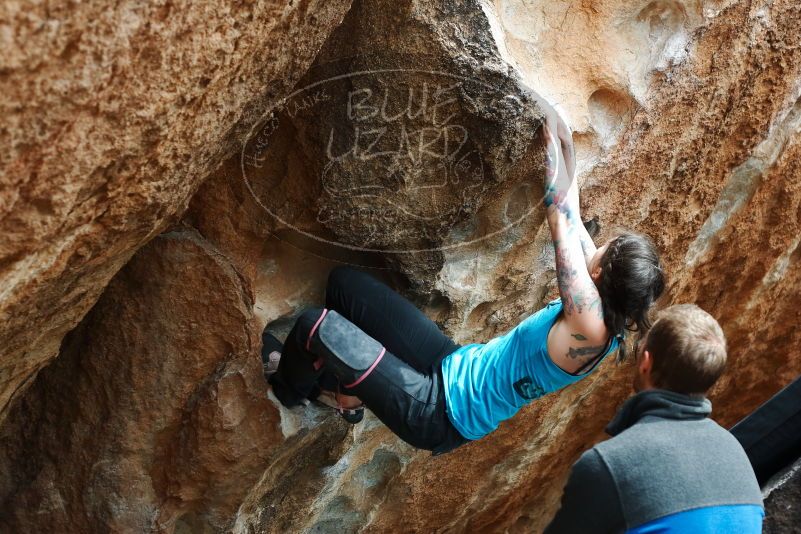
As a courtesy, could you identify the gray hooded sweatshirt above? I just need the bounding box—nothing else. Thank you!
[544,389,764,533]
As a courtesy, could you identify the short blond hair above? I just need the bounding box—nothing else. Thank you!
[645,304,727,395]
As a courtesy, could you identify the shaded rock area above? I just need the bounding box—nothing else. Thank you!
[0,230,281,532]
[238,0,551,293]
[764,458,801,534]
[1,0,801,532]
[0,0,353,422]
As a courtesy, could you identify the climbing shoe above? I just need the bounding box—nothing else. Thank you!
[261,331,283,377]
[313,389,365,424]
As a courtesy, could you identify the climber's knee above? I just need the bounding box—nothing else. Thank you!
[308,309,386,388]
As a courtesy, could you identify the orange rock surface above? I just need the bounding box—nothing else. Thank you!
[1,0,799,532]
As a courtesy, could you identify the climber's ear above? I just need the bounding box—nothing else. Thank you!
[589,243,608,282]
[590,264,602,282]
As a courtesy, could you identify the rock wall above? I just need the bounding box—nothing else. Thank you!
[0,229,281,532]
[0,0,352,422]
[764,457,801,534]
[1,0,800,532]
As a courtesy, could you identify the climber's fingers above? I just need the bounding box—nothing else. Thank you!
[539,99,574,179]
[554,111,576,179]
[535,96,558,139]
[541,122,561,180]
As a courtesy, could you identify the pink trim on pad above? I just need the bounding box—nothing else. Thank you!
[344,347,386,388]
[306,308,328,351]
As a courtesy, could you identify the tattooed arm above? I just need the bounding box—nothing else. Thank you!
[576,215,598,267]
[545,107,598,267]
[559,165,597,267]
[539,106,608,373]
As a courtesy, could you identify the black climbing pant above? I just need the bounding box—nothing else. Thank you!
[268,265,469,454]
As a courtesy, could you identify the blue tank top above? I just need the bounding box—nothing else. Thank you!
[441,299,620,440]
[628,504,764,533]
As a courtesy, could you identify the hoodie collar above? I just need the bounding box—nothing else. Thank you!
[606,389,712,437]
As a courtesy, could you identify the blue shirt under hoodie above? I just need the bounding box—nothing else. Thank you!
[441,298,620,440]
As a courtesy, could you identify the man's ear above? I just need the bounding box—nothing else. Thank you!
[590,265,602,282]
[639,349,653,378]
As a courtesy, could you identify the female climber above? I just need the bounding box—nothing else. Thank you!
[263,102,666,455]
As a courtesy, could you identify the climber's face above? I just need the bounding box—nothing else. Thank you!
[589,242,609,286]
